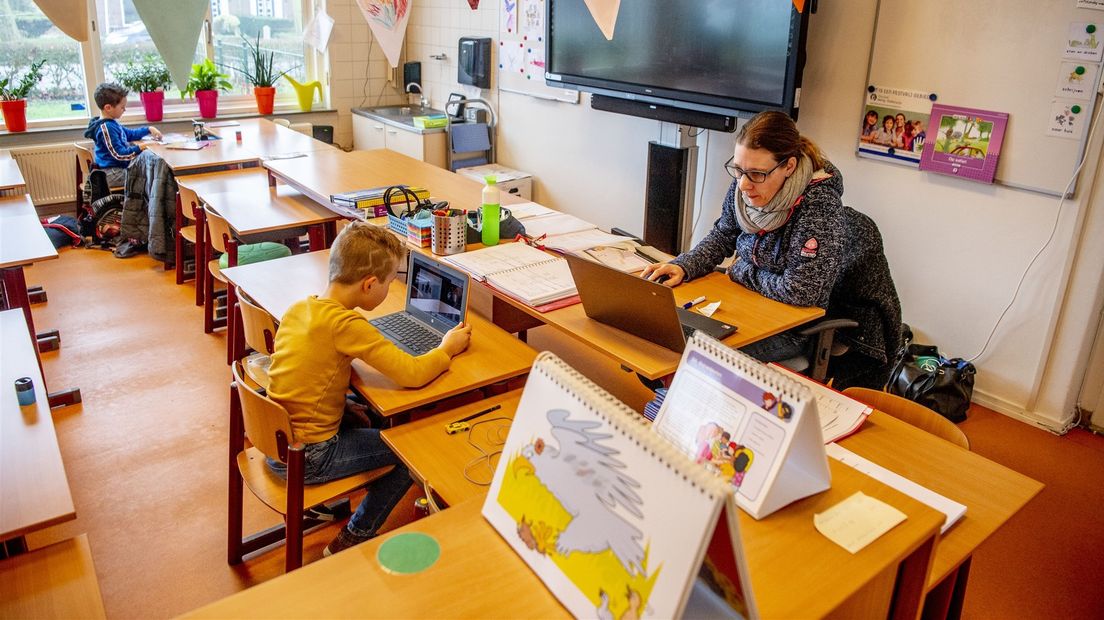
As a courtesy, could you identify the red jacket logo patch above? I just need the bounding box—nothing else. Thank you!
[800,237,818,258]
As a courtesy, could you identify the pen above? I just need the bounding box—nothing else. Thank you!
[682,295,706,309]
[445,404,503,434]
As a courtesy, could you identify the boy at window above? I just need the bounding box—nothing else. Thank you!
[83,82,161,188]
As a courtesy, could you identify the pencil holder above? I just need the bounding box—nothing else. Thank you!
[432,212,467,255]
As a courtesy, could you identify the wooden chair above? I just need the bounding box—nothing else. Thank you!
[842,387,969,450]
[228,362,393,572]
[175,186,205,302]
[74,142,123,219]
[236,288,277,391]
[202,204,236,336]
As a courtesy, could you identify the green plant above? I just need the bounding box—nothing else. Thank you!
[181,59,232,97]
[233,33,292,87]
[117,55,172,93]
[0,60,46,101]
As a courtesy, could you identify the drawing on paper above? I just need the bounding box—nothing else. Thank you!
[694,422,755,488]
[357,0,408,30]
[499,408,659,620]
[504,0,518,33]
[919,104,1008,183]
[521,0,543,40]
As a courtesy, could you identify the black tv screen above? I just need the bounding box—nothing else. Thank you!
[546,0,809,119]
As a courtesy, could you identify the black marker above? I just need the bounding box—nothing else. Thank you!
[445,404,503,434]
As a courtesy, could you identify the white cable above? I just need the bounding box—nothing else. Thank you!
[692,130,712,238]
[967,95,1104,363]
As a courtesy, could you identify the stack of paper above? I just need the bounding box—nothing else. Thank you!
[771,364,873,443]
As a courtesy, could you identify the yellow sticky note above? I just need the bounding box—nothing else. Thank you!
[813,492,907,554]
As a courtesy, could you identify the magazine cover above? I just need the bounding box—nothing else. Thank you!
[856,85,934,167]
[918,104,1009,183]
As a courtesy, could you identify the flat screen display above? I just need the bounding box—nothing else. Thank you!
[546,0,807,117]
[407,254,467,329]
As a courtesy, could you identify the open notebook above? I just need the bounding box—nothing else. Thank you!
[442,242,576,307]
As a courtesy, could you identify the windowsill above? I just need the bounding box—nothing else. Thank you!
[0,104,338,140]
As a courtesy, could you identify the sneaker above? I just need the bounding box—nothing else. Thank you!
[113,239,147,258]
[323,528,372,557]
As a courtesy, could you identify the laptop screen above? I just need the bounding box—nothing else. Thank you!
[406,253,469,332]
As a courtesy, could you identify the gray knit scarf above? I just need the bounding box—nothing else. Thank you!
[734,154,814,234]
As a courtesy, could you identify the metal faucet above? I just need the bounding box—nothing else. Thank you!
[405,82,428,108]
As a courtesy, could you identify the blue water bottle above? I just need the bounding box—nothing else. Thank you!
[15,377,35,406]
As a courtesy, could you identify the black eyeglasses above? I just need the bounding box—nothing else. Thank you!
[724,156,786,183]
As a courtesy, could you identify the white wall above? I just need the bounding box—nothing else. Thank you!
[352,0,1104,429]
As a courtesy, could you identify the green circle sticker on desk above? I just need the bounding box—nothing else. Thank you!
[376,532,441,574]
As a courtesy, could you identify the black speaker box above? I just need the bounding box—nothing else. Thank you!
[591,94,737,132]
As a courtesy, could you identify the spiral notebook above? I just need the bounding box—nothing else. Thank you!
[442,242,576,307]
[653,332,832,519]
[483,352,757,619]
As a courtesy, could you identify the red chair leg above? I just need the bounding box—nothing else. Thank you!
[227,382,245,565]
[285,447,305,572]
[174,194,186,285]
[195,210,207,307]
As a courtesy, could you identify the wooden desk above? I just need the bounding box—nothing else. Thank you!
[146,139,260,174]
[186,458,943,619]
[221,250,538,418]
[265,149,825,379]
[209,118,337,158]
[0,154,26,195]
[382,390,520,506]
[0,534,106,619]
[174,167,272,197]
[0,310,75,545]
[840,412,1043,592]
[201,187,340,237]
[0,195,58,343]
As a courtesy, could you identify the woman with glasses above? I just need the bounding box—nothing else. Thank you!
[642,110,901,389]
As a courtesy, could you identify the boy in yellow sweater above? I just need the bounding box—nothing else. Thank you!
[266,221,472,556]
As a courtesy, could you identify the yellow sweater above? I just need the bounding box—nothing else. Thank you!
[266,296,451,443]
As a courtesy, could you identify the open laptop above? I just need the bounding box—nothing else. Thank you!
[369,252,470,356]
[564,253,737,353]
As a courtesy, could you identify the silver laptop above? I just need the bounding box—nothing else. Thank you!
[369,252,470,355]
[564,253,737,353]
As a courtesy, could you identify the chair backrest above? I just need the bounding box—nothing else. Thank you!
[237,288,277,355]
[74,143,94,183]
[842,387,970,450]
[203,204,232,254]
[273,118,291,128]
[178,186,201,221]
[232,361,295,461]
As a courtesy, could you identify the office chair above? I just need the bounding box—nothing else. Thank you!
[778,318,860,382]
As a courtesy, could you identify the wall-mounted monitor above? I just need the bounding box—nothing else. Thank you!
[545,0,811,124]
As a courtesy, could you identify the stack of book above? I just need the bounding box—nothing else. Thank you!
[330,186,430,218]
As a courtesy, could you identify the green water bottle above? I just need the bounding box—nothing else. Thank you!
[481,175,500,246]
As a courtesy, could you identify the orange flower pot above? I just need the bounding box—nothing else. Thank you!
[253,86,276,115]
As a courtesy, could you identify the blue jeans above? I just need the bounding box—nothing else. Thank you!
[269,428,411,538]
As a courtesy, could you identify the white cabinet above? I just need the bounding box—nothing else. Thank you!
[352,114,447,169]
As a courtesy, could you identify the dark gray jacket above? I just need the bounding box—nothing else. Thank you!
[672,162,901,365]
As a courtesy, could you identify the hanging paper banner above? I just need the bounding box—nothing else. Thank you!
[793,0,806,13]
[304,10,335,53]
[356,0,413,69]
[468,0,480,9]
[32,0,89,42]
[132,0,209,91]
[583,0,620,40]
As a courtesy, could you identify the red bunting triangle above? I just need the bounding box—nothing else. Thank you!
[793,0,805,13]
[468,0,479,9]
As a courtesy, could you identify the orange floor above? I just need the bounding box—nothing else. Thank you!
[19,245,1104,618]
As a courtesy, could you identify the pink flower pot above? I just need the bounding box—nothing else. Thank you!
[1,99,28,132]
[195,90,219,119]
[140,91,164,122]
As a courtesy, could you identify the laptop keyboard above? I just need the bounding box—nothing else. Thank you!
[682,323,696,339]
[370,313,442,355]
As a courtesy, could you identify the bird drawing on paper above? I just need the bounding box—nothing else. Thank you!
[515,408,646,574]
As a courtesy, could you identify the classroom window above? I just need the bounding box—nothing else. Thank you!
[1,0,317,131]
[0,0,90,122]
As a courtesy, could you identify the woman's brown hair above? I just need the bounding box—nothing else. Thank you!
[735,110,826,171]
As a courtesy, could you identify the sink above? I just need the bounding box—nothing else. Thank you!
[363,105,445,119]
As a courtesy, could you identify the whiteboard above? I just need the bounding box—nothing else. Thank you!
[865,0,1102,196]
[497,0,579,104]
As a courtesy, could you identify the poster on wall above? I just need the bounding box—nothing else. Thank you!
[918,104,1008,184]
[856,86,934,167]
[498,0,579,103]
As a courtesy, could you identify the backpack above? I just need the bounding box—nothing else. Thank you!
[41,215,83,248]
[88,194,124,248]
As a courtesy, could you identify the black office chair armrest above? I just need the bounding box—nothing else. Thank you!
[797,318,858,337]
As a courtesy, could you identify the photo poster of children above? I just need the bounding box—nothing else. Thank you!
[857,86,934,167]
[918,104,1009,184]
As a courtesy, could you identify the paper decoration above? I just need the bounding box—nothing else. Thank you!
[521,0,542,40]
[132,0,209,91]
[356,0,413,68]
[303,10,335,53]
[32,0,88,42]
[500,41,525,74]
[793,0,806,13]
[468,0,480,8]
[526,46,545,79]
[583,0,620,40]
[919,104,1009,183]
[503,0,518,33]
[857,85,934,168]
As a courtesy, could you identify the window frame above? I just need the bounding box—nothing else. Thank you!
[1,0,323,132]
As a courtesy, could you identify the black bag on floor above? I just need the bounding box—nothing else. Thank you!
[887,342,976,423]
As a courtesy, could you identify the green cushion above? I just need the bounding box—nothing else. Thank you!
[218,242,292,269]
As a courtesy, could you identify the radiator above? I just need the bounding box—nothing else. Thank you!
[10,144,77,205]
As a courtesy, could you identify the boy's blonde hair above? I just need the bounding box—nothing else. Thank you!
[328,221,406,284]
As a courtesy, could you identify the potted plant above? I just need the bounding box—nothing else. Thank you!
[182,59,232,119]
[0,60,46,133]
[235,34,291,115]
[117,55,172,122]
